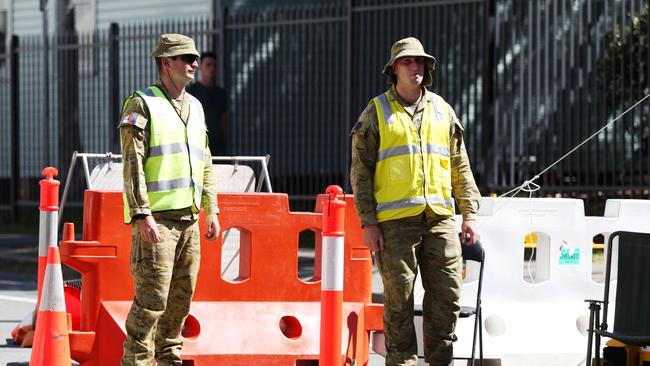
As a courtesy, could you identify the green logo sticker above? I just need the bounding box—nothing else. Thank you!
[559,246,580,265]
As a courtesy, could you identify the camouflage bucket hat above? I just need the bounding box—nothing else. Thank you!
[383,37,436,86]
[151,33,200,58]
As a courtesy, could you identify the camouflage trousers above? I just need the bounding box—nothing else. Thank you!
[377,212,462,366]
[121,219,201,366]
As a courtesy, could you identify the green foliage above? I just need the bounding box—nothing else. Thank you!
[597,4,649,106]
[596,4,649,157]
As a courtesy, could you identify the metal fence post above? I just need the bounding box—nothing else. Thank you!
[109,23,120,151]
[211,0,220,59]
[10,35,19,222]
[57,30,81,186]
[344,0,353,193]
[42,2,51,166]
[481,0,496,193]
[218,6,227,90]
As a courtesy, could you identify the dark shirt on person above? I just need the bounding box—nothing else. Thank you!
[186,82,229,156]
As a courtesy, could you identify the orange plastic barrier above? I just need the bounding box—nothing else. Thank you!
[60,190,384,365]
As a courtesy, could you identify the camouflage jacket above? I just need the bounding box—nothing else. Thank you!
[350,86,481,226]
[119,80,219,221]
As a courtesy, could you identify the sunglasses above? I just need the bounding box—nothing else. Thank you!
[177,54,199,64]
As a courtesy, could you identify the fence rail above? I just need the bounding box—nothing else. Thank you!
[1,0,648,221]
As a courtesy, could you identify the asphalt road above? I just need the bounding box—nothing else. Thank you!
[0,273,37,366]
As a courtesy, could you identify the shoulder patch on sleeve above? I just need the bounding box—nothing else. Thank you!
[119,112,147,130]
[350,120,363,134]
[350,101,380,137]
[454,118,465,132]
[350,117,373,137]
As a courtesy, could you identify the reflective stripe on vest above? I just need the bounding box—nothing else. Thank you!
[373,91,454,222]
[146,177,204,194]
[149,143,205,161]
[376,143,450,161]
[376,195,455,212]
[122,85,207,223]
[377,93,395,125]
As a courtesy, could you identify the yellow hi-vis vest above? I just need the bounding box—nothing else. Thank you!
[122,85,207,224]
[373,91,454,222]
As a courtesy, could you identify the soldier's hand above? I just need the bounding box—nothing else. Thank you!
[138,215,161,244]
[461,219,478,244]
[362,225,384,252]
[205,213,220,240]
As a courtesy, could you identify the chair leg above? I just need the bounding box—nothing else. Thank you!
[585,302,597,366]
[594,304,601,366]
[470,310,478,366]
[478,308,484,366]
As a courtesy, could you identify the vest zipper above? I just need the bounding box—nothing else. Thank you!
[417,127,427,201]
[414,107,427,202]
[158,84,197,201]
[184,108,197,210]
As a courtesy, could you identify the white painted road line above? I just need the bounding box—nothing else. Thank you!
[0,294,37,303]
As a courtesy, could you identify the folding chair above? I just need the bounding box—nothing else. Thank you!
[585,231,650,366]
[452,240,485,366]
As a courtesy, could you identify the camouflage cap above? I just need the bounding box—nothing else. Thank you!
[383,37,436,86]
[151,33,200,58]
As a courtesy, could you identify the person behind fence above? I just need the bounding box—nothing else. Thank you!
[118,33,221,366]
[350,37,482,366]
[187,51,230,156]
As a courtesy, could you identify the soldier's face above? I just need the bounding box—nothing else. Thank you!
[392,56,426,87]
[165,55,198,84]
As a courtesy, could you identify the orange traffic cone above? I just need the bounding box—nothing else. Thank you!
[30,245,71,365]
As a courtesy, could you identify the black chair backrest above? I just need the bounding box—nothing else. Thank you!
[606,232,650,335]
[461,240,485,263]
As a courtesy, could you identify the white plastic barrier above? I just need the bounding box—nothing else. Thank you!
[373,198,650,365]
[88,162,257,193]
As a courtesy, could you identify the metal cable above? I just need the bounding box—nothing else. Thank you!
[500,93,650,198]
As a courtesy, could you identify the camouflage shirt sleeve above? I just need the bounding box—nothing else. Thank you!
[201,145,220,215]
[350,101,380,226]
[448,107,481,221]
[119,94,152,218]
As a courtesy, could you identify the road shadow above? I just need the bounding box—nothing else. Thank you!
[0,274,37,291]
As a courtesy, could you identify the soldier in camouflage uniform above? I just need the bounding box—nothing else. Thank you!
[119,34,221,366]
[350,37,482,366]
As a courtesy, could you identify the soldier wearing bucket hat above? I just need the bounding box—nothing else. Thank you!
[350,37,481,366]
[119,33,221,366]
[383,37,437,86]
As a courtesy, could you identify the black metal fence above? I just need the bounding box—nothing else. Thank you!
[1,0,649,221]
[491,0,650,193]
